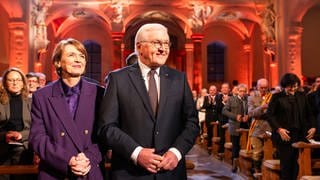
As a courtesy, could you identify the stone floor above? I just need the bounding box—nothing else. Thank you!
[186,145,246,180]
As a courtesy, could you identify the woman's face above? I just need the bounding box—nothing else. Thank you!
[56,44,86,78]
[6,71,24,95]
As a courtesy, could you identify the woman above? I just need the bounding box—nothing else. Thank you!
[267,73,316,180]
[0,67,33,179]
[222,84,249,173]
[29,38,104,179]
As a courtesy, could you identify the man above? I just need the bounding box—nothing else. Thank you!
[98,23,199,179]
[247,78,272,173]
[26,72,40,97]
[202,85,218,153]
[29,38,104,179]
[35,72,46,88]
[308,75,320,135]
[215,82,231,159]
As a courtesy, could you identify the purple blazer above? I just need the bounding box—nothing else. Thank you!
[29,78,104,180]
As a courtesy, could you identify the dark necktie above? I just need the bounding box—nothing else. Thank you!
[148,70,158,116]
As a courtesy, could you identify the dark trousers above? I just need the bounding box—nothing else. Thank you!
[273,129,300,180]
[231,135,240,159]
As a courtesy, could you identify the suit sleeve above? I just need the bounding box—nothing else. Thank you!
[171,74,200,156]
[97,73,140,160]
[29,94,74,175]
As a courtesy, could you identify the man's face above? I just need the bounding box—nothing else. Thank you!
[258,81,268,95]
[57,44,86,78]
[208,86,217,96]
[220,84,230,95]
[137,29,170,69]
[27,77,39,93]
[315,77,320,89]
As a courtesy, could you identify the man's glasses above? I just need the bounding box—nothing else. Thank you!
[139,40,171,49]
[7,79,23,84]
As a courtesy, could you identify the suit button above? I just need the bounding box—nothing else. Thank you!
[60,132,65,137]
[155,131,159,135]
[84,130,89,135]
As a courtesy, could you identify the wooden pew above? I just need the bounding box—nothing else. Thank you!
[0,165,38,174]
[292,141,320,179]
[262,160,280,180]
[211,121,220,155]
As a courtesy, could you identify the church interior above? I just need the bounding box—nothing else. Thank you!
[0,0,319,90]
[1,0,320,179]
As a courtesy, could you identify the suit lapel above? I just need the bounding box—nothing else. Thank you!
[157,66,170,120]
[128,64,155,120]
[73,79,95,131]
[48,80,82,151]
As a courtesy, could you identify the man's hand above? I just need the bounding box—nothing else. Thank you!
[5,131,22,143]
[242,115,249,122]
[277,128,291,142]
[69,153,91,176]
[157,151,178,171]
[306,128,316,140]
[137,148,163,173]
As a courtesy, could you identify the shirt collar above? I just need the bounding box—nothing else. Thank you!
[61,78,82,96]
[138,59,160,78]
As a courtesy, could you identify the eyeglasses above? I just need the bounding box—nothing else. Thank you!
[7,79,23,84]
[139,40,171,49]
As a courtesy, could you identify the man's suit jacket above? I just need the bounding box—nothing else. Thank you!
[29,78,104,180]
[222,96,248,136]
[202,95,218,122]
[98,63,199,180]
[248,92,271,137]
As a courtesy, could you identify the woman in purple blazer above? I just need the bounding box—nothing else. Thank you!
[29,38,104,179]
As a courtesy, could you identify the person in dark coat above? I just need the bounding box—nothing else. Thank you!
[29,38,105,180]
[98,23,199,180]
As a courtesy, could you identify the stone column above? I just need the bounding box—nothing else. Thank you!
[185,43,194,89]
[191,34,204,92]
[8,22,28,73]
[243,44,252,87]
[287,25,303,80]
[111,32,124,69]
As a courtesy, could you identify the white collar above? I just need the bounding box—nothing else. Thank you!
[138,60,160,78]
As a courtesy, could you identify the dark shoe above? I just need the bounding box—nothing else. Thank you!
[232,158,239,173]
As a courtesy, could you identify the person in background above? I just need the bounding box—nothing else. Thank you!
[98,23,199,179]
[29,38,105,179]
[308,75,320,135]
[216,82,231,160]
[202,85,218,154]
[247,78,272,174]
[267,73,316,180]
[0,67,33,180]
[196,88,207,141]
[223,84,249,173]
[26,72,40,97]
[125,52,138,66]
[35,72,46,88]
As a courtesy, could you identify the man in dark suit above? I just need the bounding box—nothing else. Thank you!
[29,38,105,179]
[98,23,199,179]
